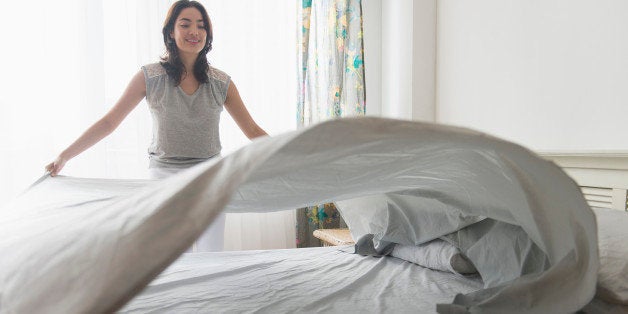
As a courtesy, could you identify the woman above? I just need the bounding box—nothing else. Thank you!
[45,0,267,252]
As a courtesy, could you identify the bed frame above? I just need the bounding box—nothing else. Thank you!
[542,152,628,212]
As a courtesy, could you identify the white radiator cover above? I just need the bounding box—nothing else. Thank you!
[542,153,628,211]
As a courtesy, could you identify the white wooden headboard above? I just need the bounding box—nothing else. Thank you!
[541,153,628,212]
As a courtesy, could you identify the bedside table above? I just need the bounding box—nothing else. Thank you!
[313,228,355,247]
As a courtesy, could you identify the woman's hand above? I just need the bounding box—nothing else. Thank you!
[42,71,146,178]
[45,156,68,177]
[224,82,268,140]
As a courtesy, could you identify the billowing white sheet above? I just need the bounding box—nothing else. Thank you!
[0,117,597,313]
[120,246,484,313]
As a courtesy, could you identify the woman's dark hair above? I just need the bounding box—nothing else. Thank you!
[160,0,213,86]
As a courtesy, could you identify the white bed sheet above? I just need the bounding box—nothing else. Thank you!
[0,117,599,313]
[119,246,483,313]
[121,244,628,314]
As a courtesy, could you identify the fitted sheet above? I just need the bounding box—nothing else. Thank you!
[119,246,484,313]
[120,244,627,314]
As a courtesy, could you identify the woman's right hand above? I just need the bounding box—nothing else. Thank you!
[41,70,146,178]
[45,156,68,177]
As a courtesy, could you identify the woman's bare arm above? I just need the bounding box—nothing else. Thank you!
[224,81,268,139]
[45,70,147,176]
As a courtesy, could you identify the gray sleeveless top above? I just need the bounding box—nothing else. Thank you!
[142,63,230,168]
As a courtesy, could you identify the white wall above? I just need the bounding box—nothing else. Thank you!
[411,0,437,122]
[381,0,413,119]
[363,0,436,122]
[366,0,628,152]
[437,0,628,152]
[362,0,382,117]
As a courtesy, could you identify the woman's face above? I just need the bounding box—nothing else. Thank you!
[171,7,207,58]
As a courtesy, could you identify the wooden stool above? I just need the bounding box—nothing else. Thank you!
[313,228,355,246]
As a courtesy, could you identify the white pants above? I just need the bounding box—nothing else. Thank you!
[148,166,226,252]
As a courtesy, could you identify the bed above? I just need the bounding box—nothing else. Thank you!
[119,246,484,313]
[118,209,628,314]
[1,117,626,313]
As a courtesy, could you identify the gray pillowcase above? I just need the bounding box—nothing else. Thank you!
[336,191,483,275]
[335,191,485,251]
[352,234,477,275]
[336,191,547,285]
[391,239,477,275]
[440,218,550,287]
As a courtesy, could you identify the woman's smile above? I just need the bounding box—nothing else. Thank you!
[172,7,207,54]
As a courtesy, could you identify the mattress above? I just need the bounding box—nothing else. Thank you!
[121,206,628,313]
[121,243,627,314]
[120,246,483,313]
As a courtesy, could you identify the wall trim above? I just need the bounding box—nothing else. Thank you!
[540,152,628,190]
[539,151,628,171]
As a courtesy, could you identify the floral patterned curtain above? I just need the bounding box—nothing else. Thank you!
[295,0,366,248]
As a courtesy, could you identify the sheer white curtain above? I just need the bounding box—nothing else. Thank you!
[0,0,110,204]
[0,0,296,250]
[207,0,297,250]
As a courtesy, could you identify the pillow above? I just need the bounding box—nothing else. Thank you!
[336,191,482,276]
[391,239,477,275]
[352,234,477,275]
[592,207,628,305]
[440,218,549,287]
[336,191,548,287]
[334,191,485,251]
